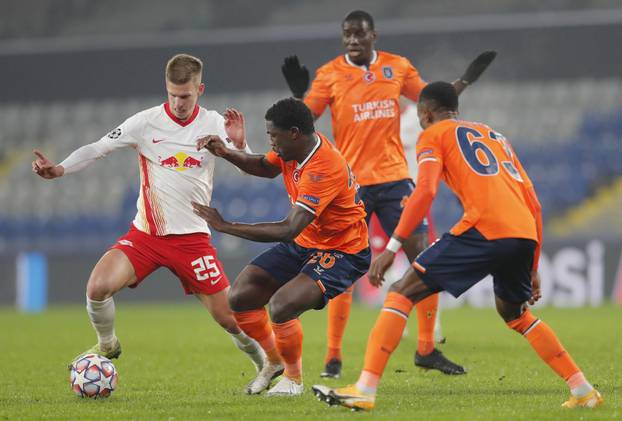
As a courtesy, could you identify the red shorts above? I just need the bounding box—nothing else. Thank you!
[111,225,229,295]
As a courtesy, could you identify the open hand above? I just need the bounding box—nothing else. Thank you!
[32,149,63,179]
[223,108,246,149]
[192,201,228,232]
[368,250,396,287]
[281,55,309,99]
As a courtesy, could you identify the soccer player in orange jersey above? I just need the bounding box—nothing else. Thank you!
[192,98,370,396]
[312,82,603,411]
[282,10,496,378]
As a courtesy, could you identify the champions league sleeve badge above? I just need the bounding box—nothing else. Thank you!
[106,127,122,140]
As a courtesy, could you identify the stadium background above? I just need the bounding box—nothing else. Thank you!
[1,0,622,310]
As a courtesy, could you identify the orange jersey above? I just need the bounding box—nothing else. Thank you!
[416,119,538,241]
[265,133,369,254]
[304,51,427,186]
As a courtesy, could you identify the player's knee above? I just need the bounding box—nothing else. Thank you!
[268,298,295,324]
[86,275,115,301]
[227,285,245,312]
[495,296,525,323]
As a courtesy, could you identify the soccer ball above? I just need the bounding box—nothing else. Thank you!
[70,354,118,398]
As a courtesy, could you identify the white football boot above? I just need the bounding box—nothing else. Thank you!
[266,376,304,396]
[245,360,284,394]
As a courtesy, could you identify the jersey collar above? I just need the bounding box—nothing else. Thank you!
[344,50,378,70]
[164,102,200,127]
[296,134,322,170]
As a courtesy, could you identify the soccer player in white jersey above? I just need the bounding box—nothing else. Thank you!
[32,53,266,374]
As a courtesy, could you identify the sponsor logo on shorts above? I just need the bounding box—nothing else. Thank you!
[118,239,133,247]
[210,276,222,285]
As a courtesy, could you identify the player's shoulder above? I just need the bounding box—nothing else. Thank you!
[418,119,457,144]
[131,104,160,120]
[119,105,160,129]
[190,107,227,132]
[316,56,345,75]
[308,133,347,176]
[377,50,414,68]
[197,107,224,122]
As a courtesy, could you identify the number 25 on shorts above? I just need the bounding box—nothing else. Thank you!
[191,255,221,282]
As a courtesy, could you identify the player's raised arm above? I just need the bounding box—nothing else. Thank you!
[452,50,497,95]
[197,135,281,178]
[192,201,314,242]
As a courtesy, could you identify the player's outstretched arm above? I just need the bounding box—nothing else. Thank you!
[192,202,314,242]
[281,55,310,99]
[32,150,64,179]
[452,50,497,95]
[197,135,281,178]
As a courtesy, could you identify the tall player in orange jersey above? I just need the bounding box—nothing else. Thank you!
[282,9,496,377]
[312,82,603,411]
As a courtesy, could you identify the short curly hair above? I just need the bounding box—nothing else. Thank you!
[265,98,315,135]
[343,10,375,30]
[419,81,459,112]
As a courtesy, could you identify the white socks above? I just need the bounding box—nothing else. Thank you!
[230,331,265,371]
[567,372,594,397]
[86,295,117,347]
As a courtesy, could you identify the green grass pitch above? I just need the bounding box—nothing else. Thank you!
[0,303,619,420]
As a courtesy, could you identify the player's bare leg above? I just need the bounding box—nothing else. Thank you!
[401,233,462,374]
[71,249,137,365]
[496,296,603,408]
[265,272,325,396]
[195,289,265,373]
[229,265,285,394]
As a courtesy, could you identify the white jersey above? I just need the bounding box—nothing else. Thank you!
[60,103,247,236]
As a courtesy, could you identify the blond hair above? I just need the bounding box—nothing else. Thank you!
[166,54,203,84]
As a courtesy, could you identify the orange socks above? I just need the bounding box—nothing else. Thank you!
[325,286,353,363]
[415,292,439,356]
[357,292,414,394]
[507,310,581,381]
[234,309,281,363]
[272,319,304,382]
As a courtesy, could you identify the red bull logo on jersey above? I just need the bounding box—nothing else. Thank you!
[159,152,203,171]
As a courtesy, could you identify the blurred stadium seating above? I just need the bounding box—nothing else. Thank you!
[1,79,621,253]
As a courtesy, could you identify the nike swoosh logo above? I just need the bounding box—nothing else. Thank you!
[152,139,166,144]
[210,276,222,285]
